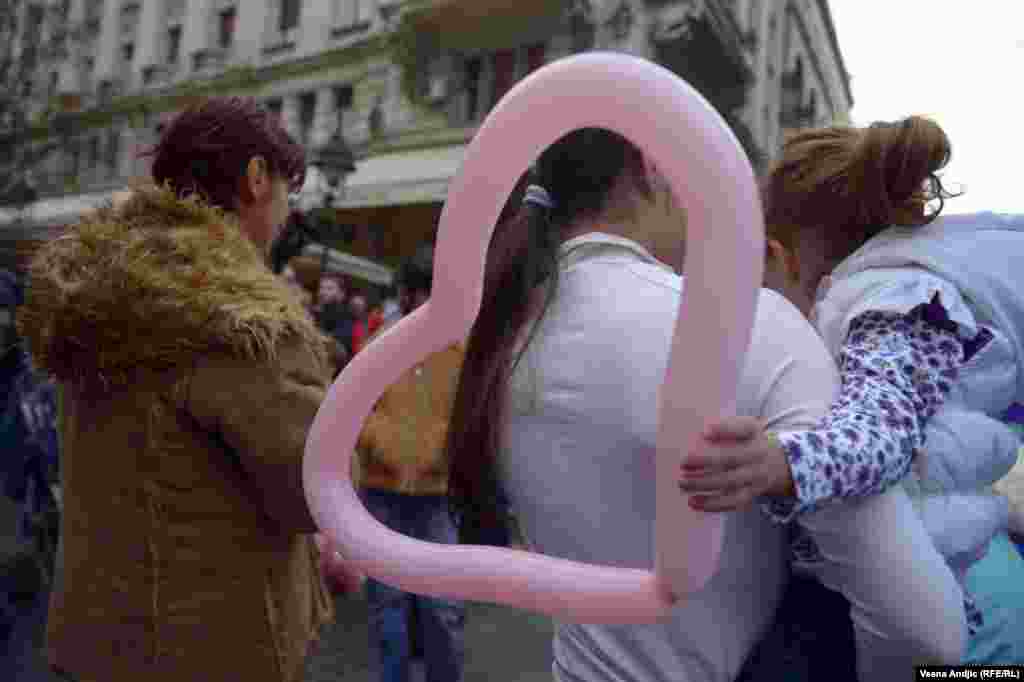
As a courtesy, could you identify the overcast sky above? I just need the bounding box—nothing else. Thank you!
[828,1,1024,214]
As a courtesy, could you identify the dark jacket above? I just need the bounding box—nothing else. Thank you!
[316,302,355,354]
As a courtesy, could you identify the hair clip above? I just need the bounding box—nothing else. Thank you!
[523,185,555,210]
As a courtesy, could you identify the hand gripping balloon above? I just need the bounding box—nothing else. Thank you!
[304,52,764,624]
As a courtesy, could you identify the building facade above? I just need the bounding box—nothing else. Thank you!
[0,0,852,278]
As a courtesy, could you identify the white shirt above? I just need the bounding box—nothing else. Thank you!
[499,232,840,682]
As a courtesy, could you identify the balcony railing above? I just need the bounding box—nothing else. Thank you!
[191,46,233,74]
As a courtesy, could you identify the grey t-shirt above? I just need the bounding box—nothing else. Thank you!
[500,233,839,682]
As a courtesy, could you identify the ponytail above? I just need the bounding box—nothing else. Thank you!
[445,190,562,539]
[764,115,959,260]
[444,128,650,539]
[852,116,954,228]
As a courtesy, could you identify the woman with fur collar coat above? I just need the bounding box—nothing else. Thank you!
[16,98,345,682]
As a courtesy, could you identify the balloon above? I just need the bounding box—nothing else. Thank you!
[303,51,764,624]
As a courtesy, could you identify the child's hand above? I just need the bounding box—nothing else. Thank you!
[678,417,796,512]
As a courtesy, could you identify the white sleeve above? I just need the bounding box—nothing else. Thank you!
[740,289,840,431]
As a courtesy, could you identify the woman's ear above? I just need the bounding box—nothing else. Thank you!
[766,238,801,284]
[240,156,271,206]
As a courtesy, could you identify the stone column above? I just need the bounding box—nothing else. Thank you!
[309,87,337,149]
[299,0,333,56]
[181,0,214,72]
[280,94,302,142]
[57,0,88,94]
[52,0,82,93]
[234,0,271,63]
[93,0,123,83]
[134,0,164,73]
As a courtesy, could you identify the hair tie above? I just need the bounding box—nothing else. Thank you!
[523,185,555,210]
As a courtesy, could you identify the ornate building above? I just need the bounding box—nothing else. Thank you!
[0,0,852,278]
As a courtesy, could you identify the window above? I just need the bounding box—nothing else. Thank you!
[49,71,59,95]
[105,131,121,176]
[335,0,373,28]
[334,85,354,111]
[525,43,546,75]
[120,3,141,36]
[279,0,301,32]
[28,4,44,30]
[120,42,134,82]
[81,57,95,92]
[167,26,182,64]
[329,86,354,133]
[218,7,237,49]
[463,44,547,123]
[88,136,100,169]
[464,56,483,123]
[780,57,812,129]
[491,50,516,104]
[68,139,81,178]
[299,92,317,145]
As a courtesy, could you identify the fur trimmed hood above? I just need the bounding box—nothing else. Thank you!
[17,184,327,390]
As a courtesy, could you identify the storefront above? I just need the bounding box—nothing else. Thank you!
[0,191,114,273]
[290,143,467,296]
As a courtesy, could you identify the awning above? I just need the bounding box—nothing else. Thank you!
[300,244,395,286]
[413,0,562,50]
[338,144,467,209]
[0,189,118,228]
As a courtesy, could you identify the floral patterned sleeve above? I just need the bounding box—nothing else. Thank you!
[763,294,966,523]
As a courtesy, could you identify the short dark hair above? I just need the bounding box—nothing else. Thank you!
[143,96,306,212]
[396,245,433,296]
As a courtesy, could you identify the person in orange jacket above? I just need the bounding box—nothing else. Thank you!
[351,246,466,682]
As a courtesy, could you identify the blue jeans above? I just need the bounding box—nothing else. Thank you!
[361,488,466,682]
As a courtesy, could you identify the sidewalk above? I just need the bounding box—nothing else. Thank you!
[304,589,555,682]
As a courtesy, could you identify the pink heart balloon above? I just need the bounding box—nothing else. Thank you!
[303,51,764,624]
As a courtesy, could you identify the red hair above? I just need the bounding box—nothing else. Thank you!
[142,96,306,212]
[763,115,957,262]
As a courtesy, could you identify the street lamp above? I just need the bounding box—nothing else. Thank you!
[271,131,356,274]
[2,174,39,209]
[309,130,356,200]
[1,174,39,225]
[307,131,357,286]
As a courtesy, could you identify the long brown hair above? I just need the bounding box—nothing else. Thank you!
[444,128,649,539]
[763,115,959,263]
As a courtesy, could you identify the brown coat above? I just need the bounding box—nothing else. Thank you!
[356,339,465,496]
[17,186,333,682]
